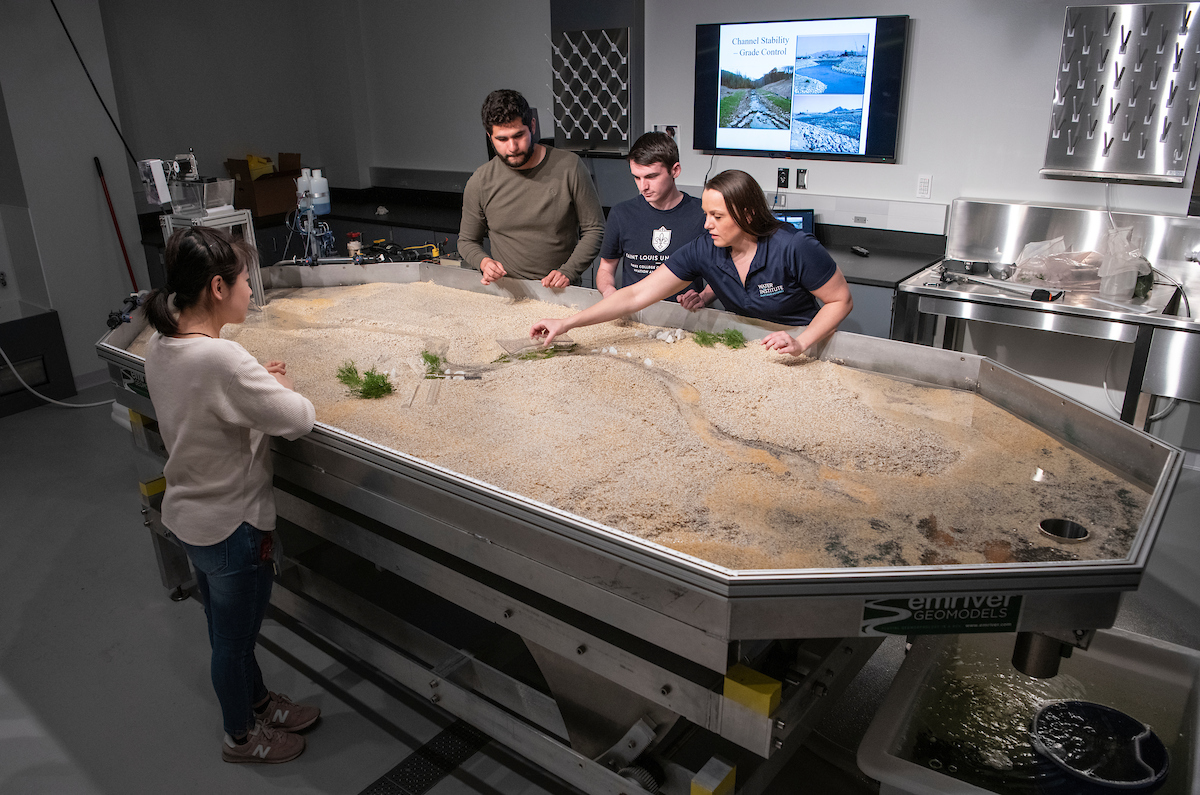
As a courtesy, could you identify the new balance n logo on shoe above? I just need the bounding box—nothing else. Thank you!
[221,718,304,763]
[273,709,290,723]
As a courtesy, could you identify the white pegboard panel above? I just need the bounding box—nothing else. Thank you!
[551,28,630,152]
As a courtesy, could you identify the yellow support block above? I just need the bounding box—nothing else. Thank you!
[139,477,166,497]
[691,756,735,795]
[723,663,781,716]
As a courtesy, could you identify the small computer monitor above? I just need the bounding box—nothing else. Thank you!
[775,209,815,234]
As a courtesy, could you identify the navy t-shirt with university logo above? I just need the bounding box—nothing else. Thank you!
[665,225,837,326]
[600,193,707,300]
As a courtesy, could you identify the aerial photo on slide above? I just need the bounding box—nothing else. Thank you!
[719,65,794,130]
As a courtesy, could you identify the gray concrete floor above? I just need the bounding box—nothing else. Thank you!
[0,386,883,794]
[0,387,577,794]
[3,384,1198,794]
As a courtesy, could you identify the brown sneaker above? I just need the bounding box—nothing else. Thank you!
[222,719,305,763]
[259,691,320,732]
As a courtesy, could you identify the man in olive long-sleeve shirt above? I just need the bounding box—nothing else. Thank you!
[459,90,606,288]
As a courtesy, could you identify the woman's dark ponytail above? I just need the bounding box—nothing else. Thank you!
[143,285,179,336]
[143,227,256,336]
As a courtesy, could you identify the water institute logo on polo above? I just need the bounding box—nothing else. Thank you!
[652,226,672,252]
[758,282,784,297]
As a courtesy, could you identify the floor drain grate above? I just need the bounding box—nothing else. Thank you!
[359,720,490,795]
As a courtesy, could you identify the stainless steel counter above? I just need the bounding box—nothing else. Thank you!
[895,199,1200,426]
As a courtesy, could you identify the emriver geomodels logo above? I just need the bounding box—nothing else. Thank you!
[860,593,1022,636]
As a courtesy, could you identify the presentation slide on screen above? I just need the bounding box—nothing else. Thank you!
[714,18,877,155]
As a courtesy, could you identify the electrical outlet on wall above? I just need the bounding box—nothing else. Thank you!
[771,193,787,208]
[916,174,932,199]
[777,168,789,189]
[796,168,808,189]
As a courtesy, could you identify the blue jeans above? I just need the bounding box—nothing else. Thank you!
[179,522,274,737]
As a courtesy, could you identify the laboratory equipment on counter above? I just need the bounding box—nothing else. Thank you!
[894,198,1200,430]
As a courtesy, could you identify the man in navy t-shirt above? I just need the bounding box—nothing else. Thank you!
[598,132,712,308]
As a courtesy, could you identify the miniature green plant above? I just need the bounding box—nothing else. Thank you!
[692,329,746,349]
[718,328,746,349]
[336,361,361,389]
[492,353,512,363]
[336,360,394,399]
[358,368,394,398]
[421,351,445,378]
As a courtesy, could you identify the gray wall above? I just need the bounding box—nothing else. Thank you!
[0,82,27,208]
[360,0,553,177]
[0,78,41,309]
[99,0,326,186]
[9,0,1200,381]
[0,0,145,379]
[95,0,1200,216]
[648,0,1198,217]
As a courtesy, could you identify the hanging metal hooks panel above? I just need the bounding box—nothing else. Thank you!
[551,28,630,152]
[1043,3,1200,183]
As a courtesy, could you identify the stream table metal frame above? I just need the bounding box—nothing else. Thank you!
[96,261,1183,794]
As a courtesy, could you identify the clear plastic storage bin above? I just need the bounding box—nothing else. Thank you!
[168,178,235,216]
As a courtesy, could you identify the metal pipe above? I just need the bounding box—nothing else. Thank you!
[1011,632,1067,678]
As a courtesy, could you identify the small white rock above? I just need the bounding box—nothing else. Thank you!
[644,358,653,367]
[674,328,685,339]
[626,352,632,357]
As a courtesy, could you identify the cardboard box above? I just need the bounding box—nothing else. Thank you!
[224,153,302,218]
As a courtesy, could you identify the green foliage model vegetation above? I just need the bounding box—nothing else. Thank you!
[336,361,394,399]
[421,351,446,377]
[692,329,747,349]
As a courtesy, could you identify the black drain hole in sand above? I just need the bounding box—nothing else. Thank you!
[1038,518,1089,543]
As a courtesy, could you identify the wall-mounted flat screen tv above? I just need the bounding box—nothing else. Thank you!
[694,16,908,163]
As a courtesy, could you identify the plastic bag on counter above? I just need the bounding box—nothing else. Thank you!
[1011,236,1101,290]
[1096,226,1152,299]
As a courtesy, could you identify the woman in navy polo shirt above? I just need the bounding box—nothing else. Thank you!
[531,170,852,356]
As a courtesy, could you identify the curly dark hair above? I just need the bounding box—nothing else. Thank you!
[481,89,534,134]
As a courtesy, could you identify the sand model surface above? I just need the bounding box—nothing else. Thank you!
[129,282,1150,570]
